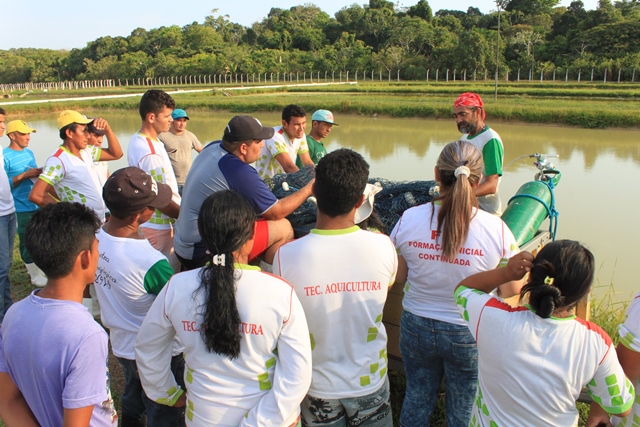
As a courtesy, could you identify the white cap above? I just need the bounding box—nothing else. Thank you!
[355,182,383,224]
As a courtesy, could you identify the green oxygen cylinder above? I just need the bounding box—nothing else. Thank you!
[501,171,561,246]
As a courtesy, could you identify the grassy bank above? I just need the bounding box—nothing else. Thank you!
[2,239,629,427]
[3,81,640,128]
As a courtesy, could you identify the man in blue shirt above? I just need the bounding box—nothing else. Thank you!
[174,115,314,271]
[3,120,46,286]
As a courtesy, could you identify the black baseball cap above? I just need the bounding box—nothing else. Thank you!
[223,116,274,143]
[103,167,172,217]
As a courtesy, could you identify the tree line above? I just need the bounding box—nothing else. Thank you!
[2,0,640,85]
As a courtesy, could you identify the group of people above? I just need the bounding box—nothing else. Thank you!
[0,90,637,427]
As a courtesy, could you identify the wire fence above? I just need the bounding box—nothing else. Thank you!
[2,66,639,94]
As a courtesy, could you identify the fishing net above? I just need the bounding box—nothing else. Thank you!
[269,166,438,233]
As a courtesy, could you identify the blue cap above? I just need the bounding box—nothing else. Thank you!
[171,109,189,120]
[311,109,338,125]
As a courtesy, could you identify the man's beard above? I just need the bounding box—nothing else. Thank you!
[457,121,476,134]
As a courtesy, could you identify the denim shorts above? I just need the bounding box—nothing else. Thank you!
[301,376,392,427]
[399,311,478,427]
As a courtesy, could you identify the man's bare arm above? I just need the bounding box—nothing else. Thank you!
[29,179,60,208]
[475,174,499,197]
[62,406,94,427]
[298,151,315,167]
[157,200,180,219]
[0,372,39,427]
[274,153,300,174]
[262,180,314,220]
[11,167,42,188]
[94,118,123,161]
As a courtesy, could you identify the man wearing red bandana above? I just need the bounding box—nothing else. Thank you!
[452,92,504,215]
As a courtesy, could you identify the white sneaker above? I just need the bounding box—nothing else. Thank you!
[25,263,47,287]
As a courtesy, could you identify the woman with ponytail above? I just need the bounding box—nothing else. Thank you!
[455,241,633,426]
[135,190,312,427]
[391,140,520,426]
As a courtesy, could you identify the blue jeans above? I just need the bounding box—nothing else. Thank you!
[117,355,186,427]
[399,311,478,427]
[0,212,17,324]
[300,376,392,427]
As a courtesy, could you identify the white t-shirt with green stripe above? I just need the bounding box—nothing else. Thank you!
[94,228,175,360]
[613,292,640,427]
[40,145,105,220]
[455,286,634,426]
[135,265,311,427]
[274,226,398,399]
[127,132,181,230]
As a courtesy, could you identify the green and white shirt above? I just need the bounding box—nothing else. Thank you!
[39,145,106,221]
[613,292,640,427]
[455,286,634,426]
[461,126,504,215]
[127,132,181,230]
[94,228,175,360]
[255,126,309,180]
[274,226,398,399]
[135,265,312,427]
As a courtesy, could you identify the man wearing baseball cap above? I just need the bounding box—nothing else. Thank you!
[29,110,123,221]
[96,167,185,427]
[452,92,504,215]
[158,108,203,196]
[295,109,337,169]
[174,115,314,271]
[3,120,46,286]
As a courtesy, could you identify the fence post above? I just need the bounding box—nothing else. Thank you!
[618,69,621,83]
[271,73,273,83]
[565,69,568,82]
[340,71,342,82]
[304,71,306,82]
[446,69,449,82]
[604,69,607,83]
[453,69,456,81]
[578,69,581,82]
[397,69,400,81]
[427,69,429,81]
[506,70,509,82]
[540,70,543,82]
[436,69,439,82]
[346,71,349,81]
[463,69,466,81]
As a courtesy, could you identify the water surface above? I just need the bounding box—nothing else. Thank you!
[14,110,640,303]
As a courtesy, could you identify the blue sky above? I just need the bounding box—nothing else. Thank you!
[6,0,599,50]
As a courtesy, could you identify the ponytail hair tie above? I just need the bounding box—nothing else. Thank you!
[544,276,554,286]
[454,166,471,179]
[212,254,226,267]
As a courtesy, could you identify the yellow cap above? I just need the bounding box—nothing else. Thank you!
[57,110,92,130]
[6,120,37,134]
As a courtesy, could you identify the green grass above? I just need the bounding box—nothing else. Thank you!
[3,81,640,128]
[0,240,631,426]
